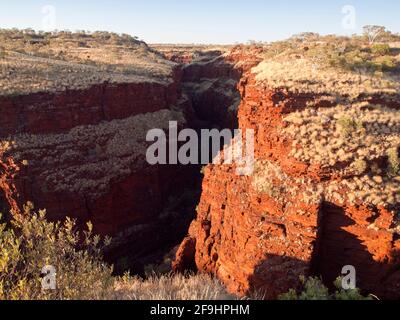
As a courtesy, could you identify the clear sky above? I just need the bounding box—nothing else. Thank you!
[0,0,399,44]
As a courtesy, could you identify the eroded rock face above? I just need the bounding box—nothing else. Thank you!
[0,44,253,272]
[182,47,263,129]
[174,51,400,299]
[0,49,202,272]
[0,68,182,136]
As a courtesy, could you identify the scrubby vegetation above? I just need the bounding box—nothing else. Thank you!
[0,204,233,300]
[263,27,400,73]
[279,276,372,300]
[251,28,400,213]
[387,147,400,177]
[0,29,145,58]
[255,28,400,97]
[258,103,400,210]
[0,29,176,95]
[0,46,6,59]
[0,203,114,300]
[0,110,183,200]
[371,43,391,56]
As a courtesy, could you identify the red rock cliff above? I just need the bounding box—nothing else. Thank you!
[0,60,202,271]
[174,48,400,299]
[0,68,182,136]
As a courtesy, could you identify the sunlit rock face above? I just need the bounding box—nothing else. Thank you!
[174,46,400,300]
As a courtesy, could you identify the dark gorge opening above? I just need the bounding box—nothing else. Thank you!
[106,50,244,275]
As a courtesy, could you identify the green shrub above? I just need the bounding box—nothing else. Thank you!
[0,203,235,301]
[387,147,400,177]
[373,55,397,72]
[0,46,6,59]
[279,277,330,300]
[352,159,368,175]
[337,117,364,137]
[371,44,391,55]
[326,43,398,74]
[279,276,372,300]
[0,203,114,300]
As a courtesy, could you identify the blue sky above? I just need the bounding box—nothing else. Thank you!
[0,0,399,44]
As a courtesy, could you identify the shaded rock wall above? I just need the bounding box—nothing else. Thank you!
[0,63,201,272]
[182,48,263,130]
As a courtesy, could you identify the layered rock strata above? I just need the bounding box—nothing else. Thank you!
[175,50,400,299]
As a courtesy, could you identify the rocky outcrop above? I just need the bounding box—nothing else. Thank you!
[0,49,202,272]
[0,42,256,273]
[0,67,182,136]
[3,36,399,299]
[174,49,400,299]
[0,42,265,271]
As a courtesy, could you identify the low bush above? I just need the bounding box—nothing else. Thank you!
[0,203,234,300]
[279,276,372,300]
[371,44,391,55]
[0,46,6,59]
[387,147,400,177]
[0,203,114,300]
[352,158,368,175]
[337,117,364,138]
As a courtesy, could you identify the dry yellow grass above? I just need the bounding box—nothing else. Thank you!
[283,103,400,168]
[252,158,400,227]
[251,36,400,213]
[253,35,400,99]
[112,273,236,300]
[0,29,177,96]
[252,58,399,97]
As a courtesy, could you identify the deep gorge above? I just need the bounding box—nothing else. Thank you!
[0,47,249,276]
[2,44,400,299]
